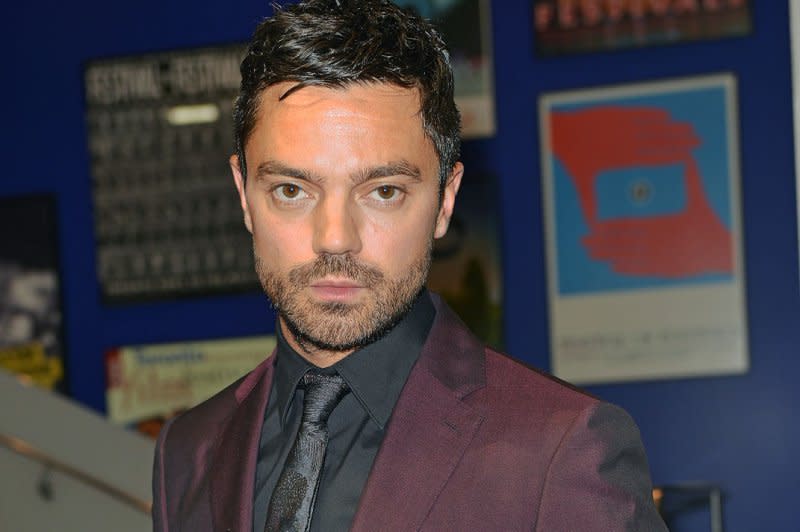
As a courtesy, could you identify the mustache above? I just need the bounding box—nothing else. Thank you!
[288,254,384,287]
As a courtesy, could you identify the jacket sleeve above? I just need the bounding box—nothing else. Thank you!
[151,417,175,532]
[534,402,668,532]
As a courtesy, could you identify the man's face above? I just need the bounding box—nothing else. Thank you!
[231,82,462,358]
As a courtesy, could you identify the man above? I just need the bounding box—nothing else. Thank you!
[152,1,667,530]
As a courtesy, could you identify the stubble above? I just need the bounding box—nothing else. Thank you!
[255,247,431,352]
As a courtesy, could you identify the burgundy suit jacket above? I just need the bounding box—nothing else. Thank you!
[152,296,667,531]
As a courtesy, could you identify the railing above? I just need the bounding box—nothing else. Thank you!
[2,429,723,530]
[653,483,724,532]
[0,432,152,515]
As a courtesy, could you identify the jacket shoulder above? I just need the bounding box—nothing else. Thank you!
[151,373,245,532]
[162,372,245,448]
[159,353,274,450]
[482,347,599,411]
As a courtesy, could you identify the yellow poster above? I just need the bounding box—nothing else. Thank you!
[105,335,275,435]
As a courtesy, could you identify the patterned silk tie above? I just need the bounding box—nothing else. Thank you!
[264,370,350,532]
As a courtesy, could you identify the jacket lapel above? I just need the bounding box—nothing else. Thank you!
[351,296,487,531]
[210,353,276,532]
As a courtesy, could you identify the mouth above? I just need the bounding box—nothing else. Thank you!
[309,278,366,302]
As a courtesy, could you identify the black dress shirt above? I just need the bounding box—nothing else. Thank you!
[252,291,436,532]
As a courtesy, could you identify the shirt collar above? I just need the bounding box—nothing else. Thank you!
[272,290,436,429]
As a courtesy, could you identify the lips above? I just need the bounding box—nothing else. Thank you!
[309,278,366,302]
[310,278,364,289]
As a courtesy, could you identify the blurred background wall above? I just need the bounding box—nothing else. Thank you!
[2,1,797,530]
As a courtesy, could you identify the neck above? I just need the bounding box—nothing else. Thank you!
[278,318,355,368]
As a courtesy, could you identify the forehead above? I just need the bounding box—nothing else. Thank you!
[246,82,437,171]
[250,82,427,143]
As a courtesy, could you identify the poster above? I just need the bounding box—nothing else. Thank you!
[85,45,259,303]
[534,0,752,57]
[540,74,747,383]
[428,172,503,348]
[105,335,275,437]
[0,195,65,391]
[396,0,496,138]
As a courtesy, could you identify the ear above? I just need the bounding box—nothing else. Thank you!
[434,162,464,239]
[230,154,253,234]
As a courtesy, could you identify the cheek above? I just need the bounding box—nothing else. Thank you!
[251,211,313,269]
[361,209,436,266]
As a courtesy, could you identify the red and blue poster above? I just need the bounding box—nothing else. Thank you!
[540,74,748,383]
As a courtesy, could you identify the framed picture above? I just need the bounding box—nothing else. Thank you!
[540,74,748,383]
[396,0,496,138]
[534,0,752,57]
[0,195,66,391]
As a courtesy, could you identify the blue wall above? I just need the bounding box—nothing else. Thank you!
[4,2,798,530]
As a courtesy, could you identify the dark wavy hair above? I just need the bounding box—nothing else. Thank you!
[233,0,461,190]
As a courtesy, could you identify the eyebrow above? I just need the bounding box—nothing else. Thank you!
[355,160,422,185]
[254,161,323,184]
[254,159,423,186]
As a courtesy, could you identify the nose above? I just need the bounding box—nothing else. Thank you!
[311,194,362,256]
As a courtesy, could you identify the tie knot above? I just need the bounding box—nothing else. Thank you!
[301,370,349,424]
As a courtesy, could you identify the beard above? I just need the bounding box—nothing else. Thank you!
[254,244,432,353]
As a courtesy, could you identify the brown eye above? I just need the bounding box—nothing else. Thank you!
[281,184,300,198]
[376,185,396,199]
[275,183,308,201]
